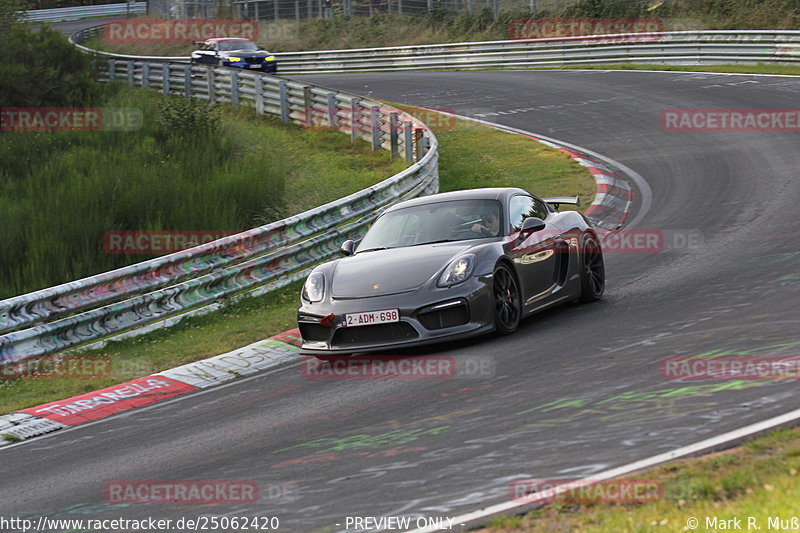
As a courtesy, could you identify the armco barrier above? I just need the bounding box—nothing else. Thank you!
[21,2,146,22]
[0,62,438,362]
[70,28,800,73]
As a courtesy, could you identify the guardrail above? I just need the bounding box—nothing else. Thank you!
[0,61,438,362]
[21,2,146,22]
[70,28,800,72]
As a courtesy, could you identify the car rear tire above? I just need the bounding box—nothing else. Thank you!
[493,264,521,335]
[578,232,605,303]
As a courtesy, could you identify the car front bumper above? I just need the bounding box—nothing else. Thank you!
[297,274,495,355]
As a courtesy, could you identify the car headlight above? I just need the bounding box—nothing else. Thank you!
[227,57,242,62]
[264,56,276,61]
[438,254,476,287]
[303,271,325,302]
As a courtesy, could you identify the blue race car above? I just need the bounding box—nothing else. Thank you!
[191,38,277,73]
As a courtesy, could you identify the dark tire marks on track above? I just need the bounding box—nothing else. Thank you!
[2,70,800,531]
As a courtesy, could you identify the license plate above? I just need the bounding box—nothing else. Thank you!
[343,309,400,327]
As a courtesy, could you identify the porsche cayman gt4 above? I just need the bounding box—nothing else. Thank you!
[297,187,604,357]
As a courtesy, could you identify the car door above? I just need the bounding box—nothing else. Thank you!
[194,43,217,65]
[506,194,561,307]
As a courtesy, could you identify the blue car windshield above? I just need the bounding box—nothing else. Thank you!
[357,199,503,252]
[219,41,258,51]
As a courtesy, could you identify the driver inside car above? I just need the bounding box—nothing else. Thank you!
[471,211,500,236]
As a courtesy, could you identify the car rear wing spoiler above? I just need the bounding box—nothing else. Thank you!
[543,196,580,210]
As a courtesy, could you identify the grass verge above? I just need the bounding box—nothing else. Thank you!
[0,107,593,414]
[0,86,406,299]
[479,424,800,532]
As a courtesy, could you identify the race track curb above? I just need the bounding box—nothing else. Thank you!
[0,329,302,444]
[0,111,640,445]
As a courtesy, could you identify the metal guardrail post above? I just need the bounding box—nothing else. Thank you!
[404,121,413,163]
[162,64,170,95]
[414,128,423,161]
[370,106,381,151]
[127,61,134,87]
[279,80,289,123]
[141,62,149,88]
[207,69,216,102]
[303,86,313,127]
[389,112,399,159]
[255,76,264,115]
[326,92,337,130]
[183,66,191,98]
[231,71,240,108]
[108,59,115,81]
[351,98,361,142]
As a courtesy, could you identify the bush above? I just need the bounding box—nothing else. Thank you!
[156,95,221,139]
[0,23,102,107]
[0,0,25,34]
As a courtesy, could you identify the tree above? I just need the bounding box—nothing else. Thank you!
[0,23,101,107]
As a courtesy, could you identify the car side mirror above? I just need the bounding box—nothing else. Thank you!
[340,239,355,256]
[257,45,265,50]
[520,217,546,234]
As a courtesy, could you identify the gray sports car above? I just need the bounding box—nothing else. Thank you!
[297,187,604,357]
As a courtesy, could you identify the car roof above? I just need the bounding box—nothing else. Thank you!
[205,38,253,43]
[385,187,530,213]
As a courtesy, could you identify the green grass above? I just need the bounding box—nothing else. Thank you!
[0,86,405,299]
[395,103,594,206]
[81,0,800,56]
[0,108,593,415]
[480,425,800,532]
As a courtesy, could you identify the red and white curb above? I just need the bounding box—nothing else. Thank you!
[0,330,302,444]
[533,140,633,230]
[0,112,648,444]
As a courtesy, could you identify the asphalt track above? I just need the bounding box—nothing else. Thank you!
[2,70,800,532]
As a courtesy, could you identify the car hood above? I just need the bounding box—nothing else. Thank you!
[331,242,472,298]
[224,50,271,58]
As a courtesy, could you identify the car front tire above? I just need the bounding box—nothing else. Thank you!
[493,263,521,335]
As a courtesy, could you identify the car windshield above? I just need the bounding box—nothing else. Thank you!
[218,41,258,51]
[357,199,503,252]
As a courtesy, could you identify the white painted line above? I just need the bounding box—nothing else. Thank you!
[406,406,800,532]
